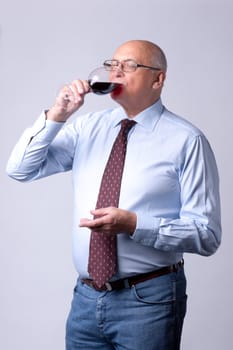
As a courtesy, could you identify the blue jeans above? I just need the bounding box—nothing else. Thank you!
[66,268,187,350]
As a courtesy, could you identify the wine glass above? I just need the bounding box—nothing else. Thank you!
[88,66,123,95]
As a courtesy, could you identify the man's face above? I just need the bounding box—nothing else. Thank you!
[109,42,162,112]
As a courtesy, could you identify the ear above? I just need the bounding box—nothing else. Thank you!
[152,72,166,89]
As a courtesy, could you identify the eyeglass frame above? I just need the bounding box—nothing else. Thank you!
[103,59,161,73]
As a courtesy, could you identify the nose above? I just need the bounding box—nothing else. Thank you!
[114,63,124,76]
[110,69,123,82]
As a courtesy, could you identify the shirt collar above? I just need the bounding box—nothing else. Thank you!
[112,98,164,131]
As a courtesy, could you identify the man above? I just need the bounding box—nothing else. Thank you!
[6,40,221,350]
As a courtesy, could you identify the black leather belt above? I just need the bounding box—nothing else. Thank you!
[82,260,184,292]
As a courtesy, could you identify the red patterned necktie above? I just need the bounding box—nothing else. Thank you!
[88,119,136,288]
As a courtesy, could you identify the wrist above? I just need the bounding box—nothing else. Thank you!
[128,211,137,235]
[46,106,70,122]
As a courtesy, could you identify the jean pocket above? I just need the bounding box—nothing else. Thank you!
[132,275,176,305]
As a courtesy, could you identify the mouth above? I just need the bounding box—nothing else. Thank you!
[111,83,124,97]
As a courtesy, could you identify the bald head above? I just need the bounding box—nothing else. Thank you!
[110,40,167,116]
[114,40,167,72]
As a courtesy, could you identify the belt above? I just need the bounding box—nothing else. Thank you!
[82,260,184,292]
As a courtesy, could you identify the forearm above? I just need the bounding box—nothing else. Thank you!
[7,79,90,181]
[132,213,221,256]
[6,113,66,181]
[132,134,222,257]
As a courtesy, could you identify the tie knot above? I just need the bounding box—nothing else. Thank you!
[120,119,136,135]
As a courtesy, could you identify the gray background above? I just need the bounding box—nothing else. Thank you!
[1,0,232,349]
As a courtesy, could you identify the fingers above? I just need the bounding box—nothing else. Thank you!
[47,79,90,122]
[79,214,110,229]
[79,208,114,230]
[79,207,137,236]
[90,208,110,217]
[79,218,106,231]
[65,80,90,102]
[60,80,90,104]
[79,207,120,236]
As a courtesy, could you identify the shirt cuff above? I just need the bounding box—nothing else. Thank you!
[131,212,161,247]
[30,111,65,141]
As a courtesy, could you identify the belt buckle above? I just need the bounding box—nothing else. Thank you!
[105,282,113,291]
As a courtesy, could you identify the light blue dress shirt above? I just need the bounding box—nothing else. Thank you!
[6,99,221,279]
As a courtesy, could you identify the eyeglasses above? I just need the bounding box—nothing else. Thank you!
[103,59,161,73]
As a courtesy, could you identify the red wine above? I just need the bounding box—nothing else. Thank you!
[88,81,122,95]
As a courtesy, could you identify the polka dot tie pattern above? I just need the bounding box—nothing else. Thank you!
[88,119,136,288]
